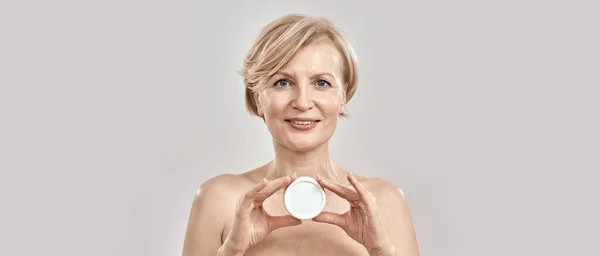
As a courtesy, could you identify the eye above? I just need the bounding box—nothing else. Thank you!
[274,79,289,87]
[316,79,331,87]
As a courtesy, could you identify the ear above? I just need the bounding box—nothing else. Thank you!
[340,87,347,115]
[254,93,263,117]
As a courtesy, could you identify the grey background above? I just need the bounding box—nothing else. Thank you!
[1,0,598,255]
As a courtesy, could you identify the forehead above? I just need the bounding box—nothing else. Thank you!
[278,42,343,77]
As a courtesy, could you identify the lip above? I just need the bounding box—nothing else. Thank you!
[285,119,321,131]
[285,118,321,122]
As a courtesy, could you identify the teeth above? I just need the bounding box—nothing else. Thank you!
[291,120,313,125]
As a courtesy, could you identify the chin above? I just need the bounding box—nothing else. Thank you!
[284,137,327,152]
[288,144,317,152]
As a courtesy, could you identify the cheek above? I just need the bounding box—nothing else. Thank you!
[266,103,284,118]
[261,92,288,118]
[314,92,343,115]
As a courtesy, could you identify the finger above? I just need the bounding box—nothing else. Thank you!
[254,174,293,202]
[347,173,375,209]
[239,178,268,211]
[267,214,302,232]
[316,174,361,201]
[312,211,347,230]
[291,172,298,182]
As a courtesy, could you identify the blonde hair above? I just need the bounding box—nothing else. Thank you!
[241,14,359,118]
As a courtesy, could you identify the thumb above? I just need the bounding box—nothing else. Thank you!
[312,211,347,230]
[267,215,302,232]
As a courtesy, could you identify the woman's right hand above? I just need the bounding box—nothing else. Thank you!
[218,173,302,256]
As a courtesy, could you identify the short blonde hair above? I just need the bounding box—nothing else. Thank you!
[241,14,359,118]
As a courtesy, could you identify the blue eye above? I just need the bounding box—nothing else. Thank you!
[275,79,289,87]
[317,80,331,87]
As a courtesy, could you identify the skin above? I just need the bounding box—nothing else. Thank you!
[182,40,420,256]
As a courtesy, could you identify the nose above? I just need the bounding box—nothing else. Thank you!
[291,84,314,112]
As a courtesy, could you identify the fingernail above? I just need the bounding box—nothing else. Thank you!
[316,174,321,180]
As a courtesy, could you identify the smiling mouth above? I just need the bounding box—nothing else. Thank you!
[285,120,321,125]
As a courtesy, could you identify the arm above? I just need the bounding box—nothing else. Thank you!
[182,175,232,256]
[377,183,420,256]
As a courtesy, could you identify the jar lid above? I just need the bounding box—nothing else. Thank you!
[283,176,326,220]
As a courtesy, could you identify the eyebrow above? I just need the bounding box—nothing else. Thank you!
[273,71,294,77]
[311,72,335,79]
[273,71,336,79]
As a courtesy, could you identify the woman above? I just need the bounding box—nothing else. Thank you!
[183,14,419,256]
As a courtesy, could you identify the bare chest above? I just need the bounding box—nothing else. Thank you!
[242,222,369,256]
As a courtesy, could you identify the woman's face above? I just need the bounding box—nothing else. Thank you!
[256,42,346,152]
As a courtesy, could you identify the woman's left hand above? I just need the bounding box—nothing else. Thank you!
[314,173,397,256]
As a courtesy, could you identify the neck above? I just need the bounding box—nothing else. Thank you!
[266,141,342,182]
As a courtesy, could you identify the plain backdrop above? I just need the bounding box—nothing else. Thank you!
[1,0,598,255]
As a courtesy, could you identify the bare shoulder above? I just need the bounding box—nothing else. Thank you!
[193,173,255,209]
[187,174,242,227]
[198,173,247,194]
[366,177,407,203]
[192,168,267,211]
[350,173,407,205]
